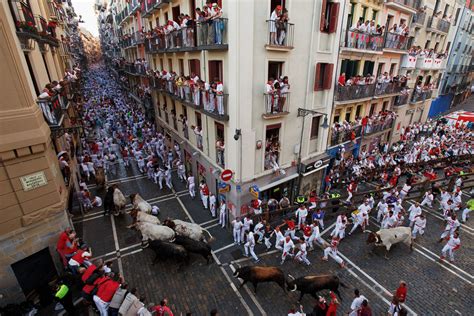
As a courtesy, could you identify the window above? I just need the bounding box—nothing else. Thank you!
[160,58,164,70]
[372,10,378,22]
[271,0,286,12]
[189,59,201,77]
[382,101,389,112]
[361,6,367,21]
[172,6,181,23]
[164,12,169,21]
[195,112,202,128]
[355,104,362,118]
[310,116,321,139]
[345,108,352,122]
[424,40,430,49]
[340,59,359,79]
[454,8,461,26]
[446,41,451,53]
[362,61,375,76]
[215,122,225,167]
[268,61,284,80]
[178,59,184,75]
[434,42,439,52]
[314,63,334,91]
[208,60,223,82]
[168,58,173,71]
[333,109,341,123]
[24,53,39,95]
[320,0,340,34]
[264,124,281,170]
[389,63,397,76]
[369,103,376,116]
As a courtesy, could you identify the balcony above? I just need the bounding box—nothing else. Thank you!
[58,41,71,56]
[335,84,376,103]
[427,16,450,34]
[383,32,409,52]
[262,92,290,119]
[9,0,41,41]
[432,58,446,70]
[151,77,229,122]
[384,0,420,14]
[415,57,433,70]
[330,125,362,147]
[47,0,65,23]
[265,20,295,51]
[142,0,170,17]
[394,93,410,106]
[400,55,417,68]
[35,15,60,47]
[146,19,228,53]
[410,89,433,103]
[123,63,148,76]
[128,0,140,16]
[341,30,384,53]
[134,31,145,45]
[412,12,426,26]
[362,116,395,136]
[37,95,64,128]
[375,82,403,97]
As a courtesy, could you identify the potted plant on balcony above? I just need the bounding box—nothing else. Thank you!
[16,21,37,35]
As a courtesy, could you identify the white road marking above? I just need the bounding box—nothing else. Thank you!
[229,264,267,316]
[214,243,237,254]
[172,187,259,315]
[203,222,220,230]
[110,216,124,277]
[200,218,219,226]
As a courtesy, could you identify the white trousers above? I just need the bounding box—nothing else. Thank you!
[189,183,195,198]
[297,215,306,228]
[462,208,471,222]
[412,226,424,238]
[323,247,344,265]
[93,295,109,316]
[295,250,310,265]
[201,194,208,209]
[441,245,455,261]
[219,209,226,227]
[331,227,345,240]
[233,229,241,244]
[244,243,258,261]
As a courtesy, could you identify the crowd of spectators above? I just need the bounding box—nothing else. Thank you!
[265,76,290,114]
[268,5,290,46]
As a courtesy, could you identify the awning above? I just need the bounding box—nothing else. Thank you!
[259,172,299,191]
[301,163,329,177]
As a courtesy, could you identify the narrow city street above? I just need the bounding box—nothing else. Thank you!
[70,65,473,315]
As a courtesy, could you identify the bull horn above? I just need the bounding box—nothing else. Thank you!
[290,284,297,292]
[364,230,374,234]
[287,274,295,281]
[233,271,239,278]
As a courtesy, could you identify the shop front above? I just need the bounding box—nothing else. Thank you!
[298,154,331,195]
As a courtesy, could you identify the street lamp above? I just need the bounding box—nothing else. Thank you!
[295,108,329,196]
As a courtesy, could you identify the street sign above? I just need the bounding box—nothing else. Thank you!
[221,169,233,182]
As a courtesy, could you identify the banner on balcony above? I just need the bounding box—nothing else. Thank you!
[21,2,36,28]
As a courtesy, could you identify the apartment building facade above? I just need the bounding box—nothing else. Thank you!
[390,0,455,140]
[0,0,84,304]
[430,0,473,115]
[330,0,417,154]
[100,0,344,217]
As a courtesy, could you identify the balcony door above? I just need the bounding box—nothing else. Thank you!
[208,60,223,82]
[268,61,284,80]
[340,59,359,79]
[271,0,286,12]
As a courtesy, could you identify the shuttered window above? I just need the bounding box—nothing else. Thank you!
[189,59,201,77]
[320,1,339,34]
[314,63,334,91]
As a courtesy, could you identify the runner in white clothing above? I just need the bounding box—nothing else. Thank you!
[408,202,422,227]
[244,231,259,262]
[440,231,461,263]
[232,218,243,244]
[187,174,195,198]
[412,214,426,239]
[294,237,310,266]
[281,236,295,265]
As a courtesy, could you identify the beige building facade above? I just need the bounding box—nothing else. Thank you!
[101,0,344,217]
[1,0,83,304]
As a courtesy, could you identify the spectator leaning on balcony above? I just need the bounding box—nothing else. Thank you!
[269,5,283,45]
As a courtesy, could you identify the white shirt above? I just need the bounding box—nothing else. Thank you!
[232,220,243,231]
[246,232,255,246]
[350,295,367,313]
[408,205,422,221]
[296,207,308,218]
[283,239,295,253]
[243,218,253,229]
[254,222,264,233]
[413,216,426,229]
[446,235,461,249]
[209,195,216,206]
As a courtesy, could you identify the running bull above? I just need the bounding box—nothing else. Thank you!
[233,266,286,293]
[366,227,413,258]
[287,274,347,302]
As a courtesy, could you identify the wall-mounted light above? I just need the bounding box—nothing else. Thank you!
[234,129,241,141]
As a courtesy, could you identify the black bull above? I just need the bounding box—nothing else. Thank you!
[287,274,347,302]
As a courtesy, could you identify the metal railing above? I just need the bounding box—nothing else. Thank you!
[145,19,228,53]
[343,30,384,51]
[428,16,450,33]
[123,63,148,75]
[411,89,433,103]
[37,95,63,127]
[263,92,290,115]
[412,12,426,25]
[134,31,145,45]
[335,84,376,102]
[330,125,362,147]
[265,20,295,48]
[375,82,403,96]
[384,32,409,50]
[9,0,39,37]
[394,94,410,106]
[385,0,421,10]
[362,117,395,136]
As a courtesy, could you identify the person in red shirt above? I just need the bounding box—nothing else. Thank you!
[338,73,346,86]
[395,280,407,303]
[58,230,78,264]
[326,291,339,316]
[94,273,122,316]
[154,298,174,316]
[56,228,72,266]
[283,218,297,240]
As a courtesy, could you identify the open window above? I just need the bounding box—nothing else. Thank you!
[208,60,223,82]
[268,61,284,80]
[320,0,340,34]
[189,59,201,77]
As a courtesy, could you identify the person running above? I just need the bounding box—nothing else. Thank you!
[322,236,345,268]
[440,231,461,263]
[243,230,259,263]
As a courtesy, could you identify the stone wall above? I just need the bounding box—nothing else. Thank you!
[0,210,70,304]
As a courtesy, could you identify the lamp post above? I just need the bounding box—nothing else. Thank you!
[295,108,329,196]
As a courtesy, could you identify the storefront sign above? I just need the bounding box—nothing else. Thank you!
[301,158,329,174]
[218,182,231,193]
[249,185,260,198]
[20,172,48,192]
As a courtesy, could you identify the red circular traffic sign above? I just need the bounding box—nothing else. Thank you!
[221,169,233,182]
